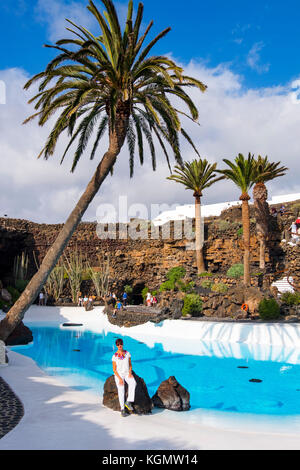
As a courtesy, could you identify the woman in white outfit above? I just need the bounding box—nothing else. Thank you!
[112,338,136,417]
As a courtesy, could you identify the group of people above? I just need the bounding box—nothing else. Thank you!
[106,292,126,317]
[271,205,286,217]
[77,293,95,310]
[145,291,158,307]
[289,217,300,244]
[109,289,158,317]
[107,291,129,306]
[38,287,159,313]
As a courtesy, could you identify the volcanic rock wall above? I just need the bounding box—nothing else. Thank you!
[0,204,299,296]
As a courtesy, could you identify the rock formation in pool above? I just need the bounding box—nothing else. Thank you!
[102,371,153,414]
[152,376,190,411]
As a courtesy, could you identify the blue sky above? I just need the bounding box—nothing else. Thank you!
[1,0,300,89]
[1,0,300,222]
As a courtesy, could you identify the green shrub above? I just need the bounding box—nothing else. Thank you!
[280,292,300,306]
[182,294,203,317]
[201,280,213,289]
[217,220,231,231]
[124,284,133,295]
[159,280,174,292]
[258,298,281,320]
[198,271,213,277]
[6,286,20,303]
[151,290,158,296]
[141,286,149,301]
[176,280,195,293]
[211,282,229,293]
[237,227,243,237]
[227,263,244,279]
[159,266,187,292]
[166,266,186,282]
[15,279,29,292]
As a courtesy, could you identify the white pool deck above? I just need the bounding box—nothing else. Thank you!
[1,306,300,450]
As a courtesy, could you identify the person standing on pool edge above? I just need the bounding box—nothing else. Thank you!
[112,338,136,417]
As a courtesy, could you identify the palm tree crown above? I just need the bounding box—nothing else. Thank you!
[24,0,206,175]
[167,159,224,196]
[253,155,288,185]
[219,153,257,198]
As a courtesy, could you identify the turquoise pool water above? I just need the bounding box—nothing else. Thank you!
[11,323,300,416]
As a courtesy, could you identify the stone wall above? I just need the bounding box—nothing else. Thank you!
[0,201,299,297]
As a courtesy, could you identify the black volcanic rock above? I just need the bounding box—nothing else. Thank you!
[103,371,153,414]
[5,321,33,346]
[152,376,190,411]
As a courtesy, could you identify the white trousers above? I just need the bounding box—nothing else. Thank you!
[114,374,136,410]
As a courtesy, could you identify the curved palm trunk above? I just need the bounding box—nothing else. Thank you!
[0,116,128,342]
[253,182,269,270]
[241,194,251,286]
[195,195,205,273]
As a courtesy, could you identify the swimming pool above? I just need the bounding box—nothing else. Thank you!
[10,322,300,417]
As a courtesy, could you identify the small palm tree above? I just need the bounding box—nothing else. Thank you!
[218,153,257,286]
[253,156,288,269]
[167,159,224,273]
[0,0,206,341]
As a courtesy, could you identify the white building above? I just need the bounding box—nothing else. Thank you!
[152,192,300,226]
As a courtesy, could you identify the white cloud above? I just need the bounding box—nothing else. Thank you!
[34,0,131,43]
[247,41,270,74]
[35,0,98,43]
[1,58,300,224]
[233,38,243,45]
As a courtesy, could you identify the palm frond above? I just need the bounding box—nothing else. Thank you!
[24,0,206,174]
[167,158,223,195]
[219,153,257,195]
[126,117,136,177]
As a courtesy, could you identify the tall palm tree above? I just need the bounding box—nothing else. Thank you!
[0,0,206,341]
[253,155,288,269]
[218,153,257,286]
[167,159,224,273]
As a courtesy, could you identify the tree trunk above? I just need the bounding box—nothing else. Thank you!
[0,117,128,342]
[259,236,266,270]
[253,182,269,270]
[195,195,205,273]
[240,194,251,286]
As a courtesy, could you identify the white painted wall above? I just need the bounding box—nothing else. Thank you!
[8,306,300,364]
